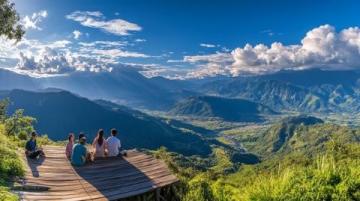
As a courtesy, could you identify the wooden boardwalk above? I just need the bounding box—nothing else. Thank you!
[18,146,178,201]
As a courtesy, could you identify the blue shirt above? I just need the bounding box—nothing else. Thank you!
[71,143,87,166]
[25,139,37,152]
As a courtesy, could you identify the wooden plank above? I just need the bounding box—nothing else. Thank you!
[25,159,169,182]
[19,146,178,201]
[24,168,176,194]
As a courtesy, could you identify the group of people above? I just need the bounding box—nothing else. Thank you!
[25,128,123,167]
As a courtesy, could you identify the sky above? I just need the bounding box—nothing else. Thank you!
[1,0,360,79]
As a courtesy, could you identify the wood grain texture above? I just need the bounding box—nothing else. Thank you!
[17,146,178,201]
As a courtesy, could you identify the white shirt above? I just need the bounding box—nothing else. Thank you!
[106,136,121,157]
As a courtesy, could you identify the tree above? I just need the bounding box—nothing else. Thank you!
[0,0,24,41]
[5,109,36,137]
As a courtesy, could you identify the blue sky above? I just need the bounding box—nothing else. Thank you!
[2,0,360,78]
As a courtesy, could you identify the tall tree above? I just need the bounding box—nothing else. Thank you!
[0,0,24,41]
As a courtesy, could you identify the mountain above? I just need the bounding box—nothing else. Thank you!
[3,67,360,113]
[242,115,360,157]
[201,69,360,113]
[257,68,360,87]
[255,115,324,154]
[0,89,212,156]
[40,68,189,110]
[169,96,277,122]
[0,68,40,90]
[0,68,195,110]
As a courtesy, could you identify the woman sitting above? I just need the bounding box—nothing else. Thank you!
[92,129,107,158]
[65,133,74,159]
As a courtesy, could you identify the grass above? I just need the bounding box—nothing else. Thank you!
[0,124,55,201]
[0,124,24,201]
[237,155,360,201]
[156,120,360,201]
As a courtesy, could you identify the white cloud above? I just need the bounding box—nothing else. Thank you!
[135,38,146,42]
[66,11,141,36]
[167,59,183,63]
[0,35,154,76]
[21,10,48,30]
[182,52,233,79]
[0,33,154,77]
[91,49,150,58]
[200,43,216,48]
[184,52,233,63]
[15,45,113,75]
[72,30,82,39]
[183,25,360,78]
[78,40,127,47]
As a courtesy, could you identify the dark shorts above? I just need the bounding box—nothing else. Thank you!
[28,150,43,159]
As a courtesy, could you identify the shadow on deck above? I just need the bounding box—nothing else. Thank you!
[18,146,178,201]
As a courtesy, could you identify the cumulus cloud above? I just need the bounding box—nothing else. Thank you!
[72,30,82,39]
[200,43,216,48]
[184,25,360,77]
[15,45,113,75]
[21,10,48,30]
[66,11,141,36]
[0,35,151,77]
[231,24,360,75]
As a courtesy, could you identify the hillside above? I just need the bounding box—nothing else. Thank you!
[201,69,360,113]
[159,116,360,200]
[236,115,360,159]
[169,96,276,122]
[0,89,212,156]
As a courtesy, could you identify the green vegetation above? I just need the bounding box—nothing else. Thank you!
[0,124,23,201]
[0,99,53,200]
[154,116,360,201]
[0,100,26,200]
[1,94,360,201]
[0,0,25,41]
[169,96,276,122]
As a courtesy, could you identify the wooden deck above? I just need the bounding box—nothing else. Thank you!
[17,146,178,201]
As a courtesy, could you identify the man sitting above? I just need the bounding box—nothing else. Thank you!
[71,136,90,166]
[106,129,122,157]
[25,132,45,159]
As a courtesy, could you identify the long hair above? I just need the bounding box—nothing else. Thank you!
[97,129,104,146]
[68,133,74,142]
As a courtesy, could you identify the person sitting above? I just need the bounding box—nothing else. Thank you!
[25,131,45,159]
[106,128,121,157]
[92,129,107,158]
[65,133,74,159]
[78,132,85,142]
[71,136,89,166]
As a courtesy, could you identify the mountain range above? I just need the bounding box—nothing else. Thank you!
[0,89,212,156]
[200,69,360,113]
[0,67,195,110]
[2,67,360,115]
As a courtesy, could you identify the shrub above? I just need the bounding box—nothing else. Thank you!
[240,155,360,201]
[0,124,24,201]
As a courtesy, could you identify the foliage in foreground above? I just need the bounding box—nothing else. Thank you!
[155,122,360,201]
[0,99,52,201]
[0,124,23,201]
[0,0,24,41]
[236,154,360,201]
